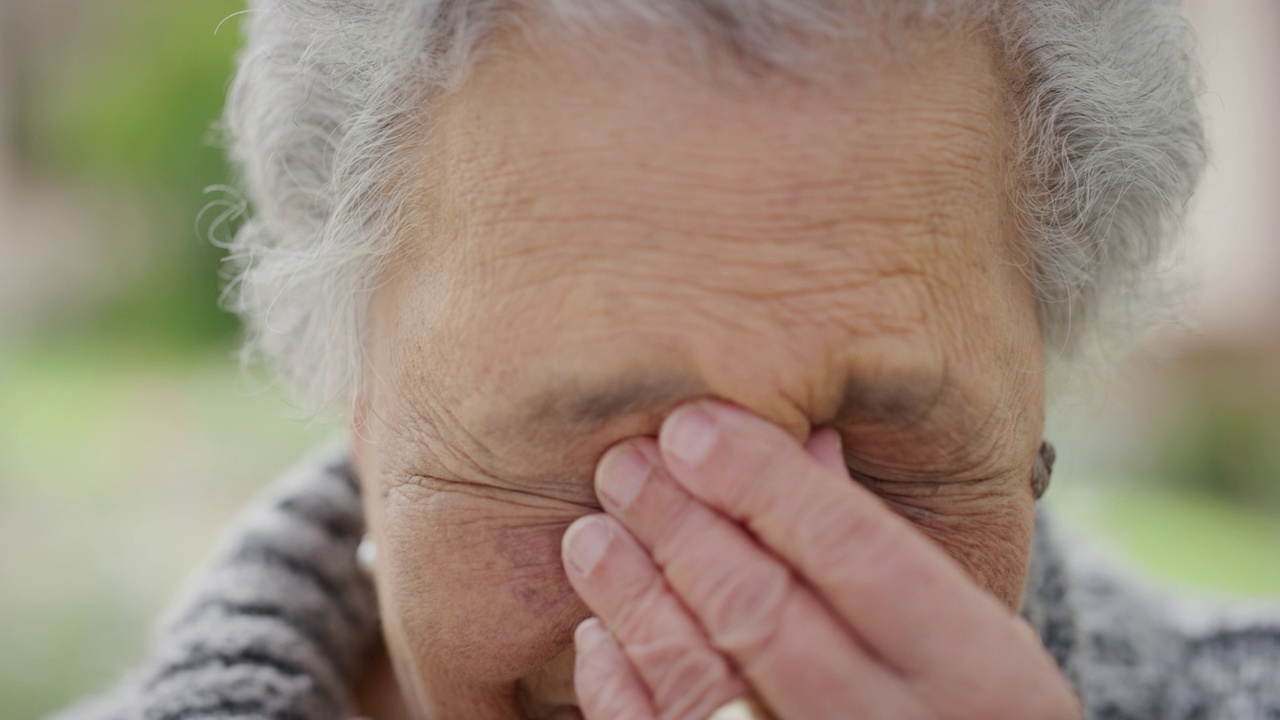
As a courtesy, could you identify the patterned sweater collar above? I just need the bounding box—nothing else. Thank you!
[52,446,1280,719]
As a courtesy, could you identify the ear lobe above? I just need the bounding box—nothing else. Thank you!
[804,427,848,476]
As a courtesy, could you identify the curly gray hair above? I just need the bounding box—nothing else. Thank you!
[221,0,1205,410]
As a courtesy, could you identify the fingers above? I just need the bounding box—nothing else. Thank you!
[563,514,745,720]
[579,438,901,719]
[574,617,657,720]
[803,427,846,475]
[656,401,1008,673]
[570,404,1079,720]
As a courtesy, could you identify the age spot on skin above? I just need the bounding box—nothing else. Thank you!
[495,522,584,612]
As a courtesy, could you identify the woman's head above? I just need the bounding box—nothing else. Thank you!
[224,0,1205,410]
[222,2,1204,717]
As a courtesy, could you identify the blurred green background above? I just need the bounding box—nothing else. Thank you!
[0,4,334,719]
[0,2,1277,720]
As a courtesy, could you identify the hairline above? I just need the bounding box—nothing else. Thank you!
[221,0,1206,413]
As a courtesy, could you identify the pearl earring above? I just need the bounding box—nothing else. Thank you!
[356,535,377,577]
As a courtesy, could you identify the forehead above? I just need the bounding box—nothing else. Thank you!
[368,21,1030,446]
[426,22,1010,246]
[405,22,1018,343]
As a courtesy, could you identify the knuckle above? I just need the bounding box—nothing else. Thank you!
[700,558,792,661]
[598,577,740,720]
[575,646,650,720]
[647,648,737,720]
[611,576,675,641]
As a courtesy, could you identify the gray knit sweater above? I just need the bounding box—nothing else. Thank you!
[52,447,1280,720]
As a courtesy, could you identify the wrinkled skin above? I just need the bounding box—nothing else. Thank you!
[351,17,1053,720]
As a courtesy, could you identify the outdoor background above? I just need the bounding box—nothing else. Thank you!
[1,2,1278,719]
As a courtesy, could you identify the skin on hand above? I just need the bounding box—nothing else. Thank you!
[349,13,1046,719]
[563,401,1081,720]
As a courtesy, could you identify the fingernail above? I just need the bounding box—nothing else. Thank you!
[662,403,719,466]
[596,443,650,509]
[563,516,611,576]
[575,617,609,652]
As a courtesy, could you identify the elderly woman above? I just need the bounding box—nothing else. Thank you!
[55,1,1280,719]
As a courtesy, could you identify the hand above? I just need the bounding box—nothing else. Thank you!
[561,400,1080,720]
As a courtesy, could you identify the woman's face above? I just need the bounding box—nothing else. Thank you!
[353,22,1045,719]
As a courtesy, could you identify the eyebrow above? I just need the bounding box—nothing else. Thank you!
[523,370,710,427]
[515,363,943,433]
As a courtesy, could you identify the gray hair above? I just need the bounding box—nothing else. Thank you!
[221,0,1205,410]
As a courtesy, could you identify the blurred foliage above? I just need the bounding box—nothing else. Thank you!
[1053,480,1280,600]
[16,0,246,351]
[1147,362,1280,509]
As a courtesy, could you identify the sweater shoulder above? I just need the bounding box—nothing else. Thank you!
[1033,513,1280,719]
[47,444,377,720]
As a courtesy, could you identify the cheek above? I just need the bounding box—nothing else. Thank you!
[375,487,590,687]
[903,494,1036,611]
